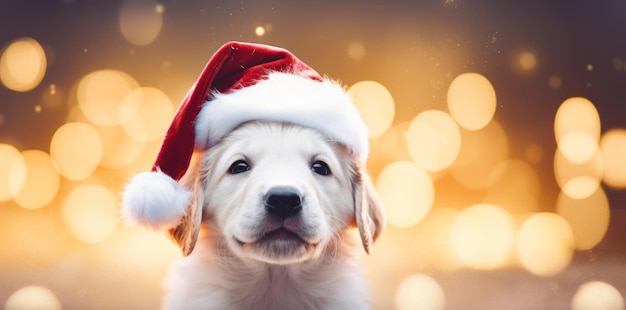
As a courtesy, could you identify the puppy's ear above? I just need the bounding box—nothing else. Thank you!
[168,155,203,256]
[353,163,385,255]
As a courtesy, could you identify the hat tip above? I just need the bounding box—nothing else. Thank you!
[121,171,192,230]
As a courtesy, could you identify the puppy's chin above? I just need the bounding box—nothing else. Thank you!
[231,230,321,265]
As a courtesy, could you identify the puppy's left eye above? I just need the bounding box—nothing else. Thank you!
[229,160,251,174]
[311,161,331,176]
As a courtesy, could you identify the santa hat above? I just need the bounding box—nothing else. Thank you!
[121,41,369,230]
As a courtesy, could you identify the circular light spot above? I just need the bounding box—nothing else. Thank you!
[376,161,434,228]
[407,110,461,172]
[518,51,537,70]
[119,87,174,142]
[255,26,265,36]
[5,285,62,310]
[558,131,598,164]
[347,41,366,60]
[554,149,603,199]
[348,81,395,138]
[119,0,163,46]
[554,97,600,143]
[395,274,445,310]
[12,150,60,209]
[516,212,574,276]
[556,187,610,251]
[77,70,139,126]
[600,129,626,188]
[50,122,103,180]
[447,72,497,130]
[0,144,25,201]
[0,37,47,92]
[450,121,509,190]
[572,281,625,310]
[155,3,165,13]
[62,184,118,244]
[450,204,515,269]
[548,75,562,89]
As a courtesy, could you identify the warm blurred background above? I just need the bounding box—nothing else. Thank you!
[2,0,626,309]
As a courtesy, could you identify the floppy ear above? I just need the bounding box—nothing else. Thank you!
[353,164,385,255]
[167,155,203,256]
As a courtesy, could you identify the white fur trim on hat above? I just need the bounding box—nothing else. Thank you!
[121,171,192,230]
[195,72,369,161]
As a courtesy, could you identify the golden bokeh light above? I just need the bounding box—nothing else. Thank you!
[347,41,366,60]
[12,150,60,210]
[571,281,625,310]
[485,160,541,216]
[548,75,562,89]
[0,144,25,201]
[255,26,266,36]
[375,161,434,228]
[395,274,445,310]
[450,121,509,190]
[447,72,497,131]
[4,285,62,310]
[554,149,603,199]
[600,129,626,188]
[450,204,515,270]
[348,80,395,138]
[0,37,47,92]
[119,0,163,46]
[518,51,537,71]
[77,69,139,126]
[516,212,574,276]
[62,184,119,244]
[558,131,598,164]
[556,187,610,251]
[554,97,600,143]
[50,122,103,180]
[406,110,461,172]
[119,87,174,142]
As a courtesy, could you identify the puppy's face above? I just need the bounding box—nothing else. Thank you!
[199,122,357,264]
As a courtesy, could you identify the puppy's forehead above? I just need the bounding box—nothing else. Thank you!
[220,122,335,156]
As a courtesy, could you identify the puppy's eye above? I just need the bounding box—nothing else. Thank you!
[311,161,331,176]
[229,160,250,174]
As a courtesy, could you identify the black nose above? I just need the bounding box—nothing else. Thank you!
[264,187,302,219]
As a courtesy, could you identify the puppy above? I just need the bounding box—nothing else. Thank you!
[162,121,385,309]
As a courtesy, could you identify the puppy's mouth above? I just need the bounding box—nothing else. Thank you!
[235,227,309,246]
[234,227,319,264]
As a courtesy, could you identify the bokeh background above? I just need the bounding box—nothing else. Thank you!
[2,0,626,309]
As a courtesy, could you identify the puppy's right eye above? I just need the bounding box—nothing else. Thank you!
[229,160,250,174]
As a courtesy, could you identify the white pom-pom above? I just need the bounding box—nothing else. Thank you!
[121,171,192,230]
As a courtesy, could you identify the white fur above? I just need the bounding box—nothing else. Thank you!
[163,122,375,309]
[194,73,370,162]
[121,171,192,230]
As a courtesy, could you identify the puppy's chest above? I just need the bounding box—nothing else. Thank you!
[229,270,325,309]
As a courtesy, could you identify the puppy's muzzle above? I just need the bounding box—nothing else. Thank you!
[264,187,302,219]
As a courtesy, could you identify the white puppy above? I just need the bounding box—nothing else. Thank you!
[162,121,384,310]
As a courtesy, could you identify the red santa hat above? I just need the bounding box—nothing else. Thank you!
[121,41,369,230]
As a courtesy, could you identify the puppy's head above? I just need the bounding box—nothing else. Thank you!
[171,121,384,263]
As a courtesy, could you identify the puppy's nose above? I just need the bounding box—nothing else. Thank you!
[264,187,302,219]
